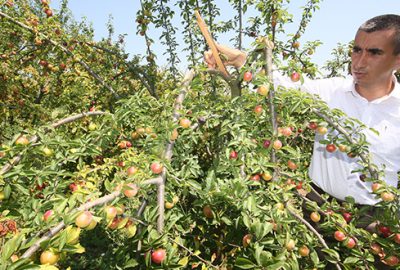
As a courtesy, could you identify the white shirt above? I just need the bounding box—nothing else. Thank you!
[273,73,400,205]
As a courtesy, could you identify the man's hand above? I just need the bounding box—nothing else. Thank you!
[204,44,247,69]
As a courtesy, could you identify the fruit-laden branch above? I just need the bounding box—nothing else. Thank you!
[0,11,120,99]
[312,109,378,179]
[285,202,343,270]
[156,69,195,233]
[0,111,107,176]
[21,176,161,259]
[206,69,241,98]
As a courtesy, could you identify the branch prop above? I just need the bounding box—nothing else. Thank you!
[156,70,195,233]
[0,111,107,176]
[285,202,343,270]
[195,10,228,78]
[0,11,119,99]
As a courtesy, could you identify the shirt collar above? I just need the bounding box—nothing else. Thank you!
[349,75,400,102]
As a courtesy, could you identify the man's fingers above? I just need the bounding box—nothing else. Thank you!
[204,50,216,68]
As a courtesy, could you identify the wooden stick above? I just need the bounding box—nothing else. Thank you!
[195,10,229,77]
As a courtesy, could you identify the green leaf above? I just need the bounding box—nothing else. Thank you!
[235,257,256,269]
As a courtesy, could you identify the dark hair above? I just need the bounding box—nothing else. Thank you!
[358,14,400,55]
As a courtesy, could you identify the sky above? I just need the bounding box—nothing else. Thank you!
[49,0,400,71]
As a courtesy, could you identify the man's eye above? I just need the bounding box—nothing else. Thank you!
[352,48,361,53]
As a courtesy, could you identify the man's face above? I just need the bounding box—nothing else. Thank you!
[351,29,400,88]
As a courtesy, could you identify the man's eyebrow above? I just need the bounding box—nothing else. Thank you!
[367,48,384,54]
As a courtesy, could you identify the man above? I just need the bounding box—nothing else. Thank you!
[204,14,400,205]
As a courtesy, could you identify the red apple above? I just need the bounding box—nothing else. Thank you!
[379,225,392,238]
[254,105,263,115]
[43,210,53,222]
[342,212,352,223]
[381,192,395,202]
[127,166,138,176]
[105,206,118,221]
[346,237,356,249]
[150,162,163,174]
[272,140,282,150]
[151,248,166,264]
[243,71,252,82]
[326,144,337,153]
[371,182,382,193]
[263,139,271,148]
[250,174,260,182]
[290,72,300,82]
[393,233,400,244]
[334,230,346,242]
[308,122,318,130]
[229,150,238,159]
[382,255,399,267]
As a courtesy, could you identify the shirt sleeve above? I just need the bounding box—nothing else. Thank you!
[272,71,350,103]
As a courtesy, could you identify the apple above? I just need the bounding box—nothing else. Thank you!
[272,140,282,150]
[86,219,97,230]
[275,202,285,211]
[308,122,318,130]
[179,118,191,128]
[124,183,139,198]
[203,205,214,219]
[150,162,163,174]
[170,129,179,141]
[342,212,352,223]
[370,242,383,255]
[69,183,78,192]
[165,201,174,209]
[299,245,310,256]
[88,123,97,131]
[310,212,320,222]
[151,248,166,264]
[40,250,59,265]
[393,233,400,244]
[338,144,347,152]
[381,192,395,202]
[263,139,271,148]
[105,206,118,221]
[43,210,53,222]
[42,147,53,157]
[326,144,337,153]
[261,171,272,181]
[250,174,260,182]
[44,8,53,17]
[287,160,297,170]
[75,211,93,228]
[127,166,138,176]
[382,255,399,267]
[379,225,392,238]
[295,181,303,189]
[285,239,295,251]
[280,127,292,137]
[10,254,18,262]
[254,105,263,115]
[316,126,328,135]
[242,234,252,247]
[334,230,346,242]
[172,195,179,204]
[292,41,300,49]
[346,237,356,249]
[243,71,253,82]
[371,182,382,193]
[290,72,300,82]
[15,136,29,146]
[257,85,269,96]
[229,150,238,159]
